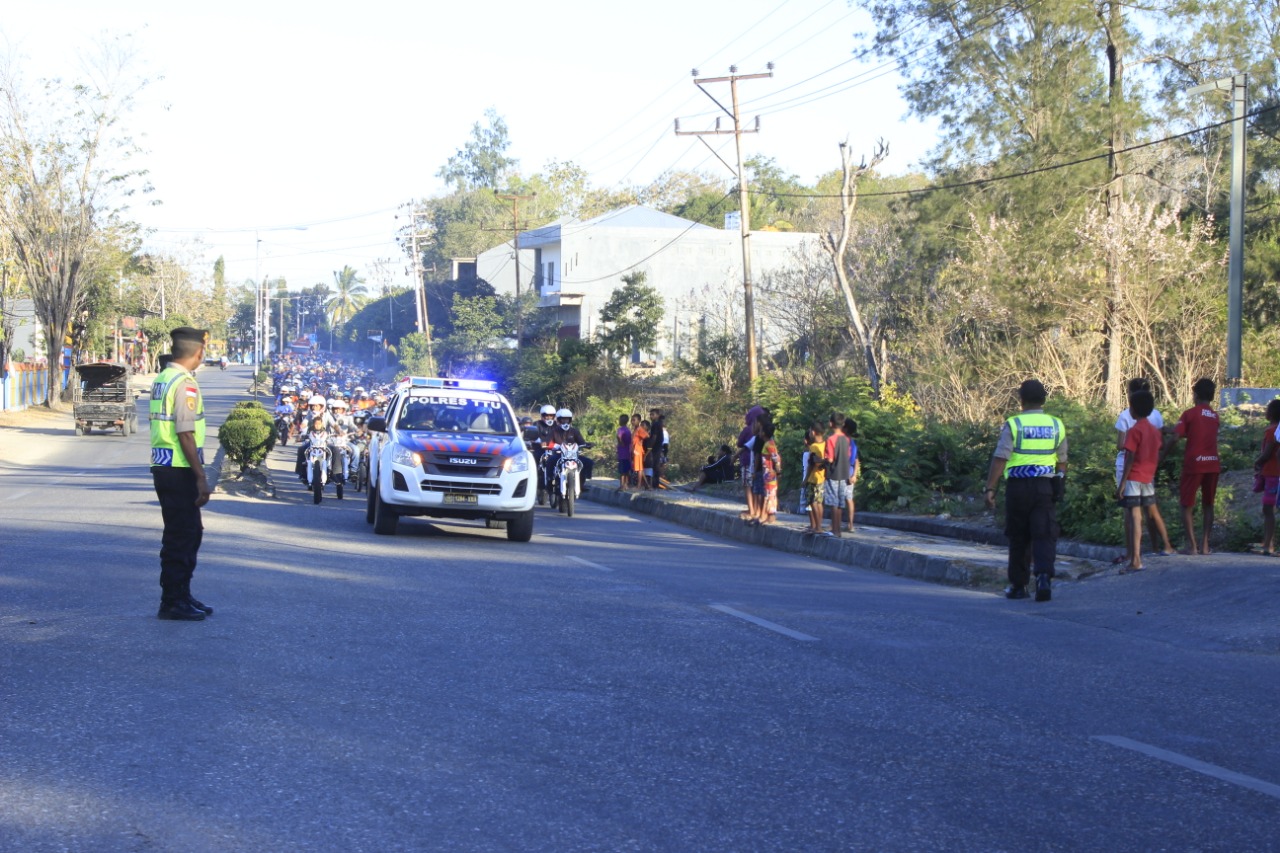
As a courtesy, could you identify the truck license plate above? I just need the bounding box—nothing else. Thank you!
[443,493,478,504]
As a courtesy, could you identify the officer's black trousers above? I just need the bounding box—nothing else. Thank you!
[1004,477,1058,587]
[152,466,204,602]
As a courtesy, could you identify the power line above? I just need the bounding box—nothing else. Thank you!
[751,105,1279,201]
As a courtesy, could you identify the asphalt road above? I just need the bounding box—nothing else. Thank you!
[2,366,1278,852]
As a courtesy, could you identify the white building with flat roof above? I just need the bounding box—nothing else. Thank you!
[467,205,820,363]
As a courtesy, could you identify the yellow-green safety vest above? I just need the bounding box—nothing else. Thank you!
[1003,412,1063,479]
[149,365,205,467]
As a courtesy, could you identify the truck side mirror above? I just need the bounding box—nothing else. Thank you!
[368,416,387,433]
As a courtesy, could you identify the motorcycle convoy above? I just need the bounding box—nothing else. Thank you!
[270,361,595,516]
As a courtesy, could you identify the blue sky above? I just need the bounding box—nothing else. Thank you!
[3,0,936,293]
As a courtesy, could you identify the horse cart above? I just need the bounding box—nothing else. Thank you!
[73,362,139,436]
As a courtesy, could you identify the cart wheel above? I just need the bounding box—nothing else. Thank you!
[74,424,83,436]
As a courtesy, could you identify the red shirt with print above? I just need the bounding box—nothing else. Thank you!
[1173,404,1220,473]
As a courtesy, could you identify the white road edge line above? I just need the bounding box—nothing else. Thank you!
[710,604,819,642]
[6,491,31,502]
[1093,735,1280,801]
[567,556,613,573]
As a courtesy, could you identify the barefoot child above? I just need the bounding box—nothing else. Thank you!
[1252,399,1280,555]
[802,425,826,533]
[1116,390,1172,570]
[1160,378,1221,555]
[1115,378,1170,559]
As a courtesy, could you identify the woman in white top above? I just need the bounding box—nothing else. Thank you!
[1114,377,1174,561]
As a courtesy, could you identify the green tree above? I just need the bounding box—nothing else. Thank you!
[437,108,518,191]
[327,266,368,331]
[0,37,149,403]
[596,271,665,363]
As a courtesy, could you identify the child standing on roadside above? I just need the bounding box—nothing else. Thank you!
[1114,378,1170,560]
[1161,378,1221,555]
[844,418,860,531]
[802,425,826,533]
[1252,398,1280,555]
[616,414,632,491]
[1116,391,1172,571]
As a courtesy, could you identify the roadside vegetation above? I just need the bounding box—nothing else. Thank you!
[1,2,1275,549]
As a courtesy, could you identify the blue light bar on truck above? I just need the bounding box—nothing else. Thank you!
[395,376,498,393]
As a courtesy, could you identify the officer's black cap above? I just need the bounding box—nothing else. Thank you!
[1018,379,1048,404]
[170,326,209,346]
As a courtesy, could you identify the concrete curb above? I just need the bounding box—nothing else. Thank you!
[585,484,979,586]
[853,512,1121,564]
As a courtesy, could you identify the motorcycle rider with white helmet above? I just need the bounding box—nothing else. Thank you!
[550,408,594,481]
[329,397,356,481]
[533,404,558,504]
[296,395,337,482]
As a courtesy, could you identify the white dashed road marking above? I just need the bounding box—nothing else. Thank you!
[1093,736,1280,800]
[710,604,819,642]
[567,556,613,573]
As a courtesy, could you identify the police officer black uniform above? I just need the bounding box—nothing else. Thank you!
[149,327,214,620]
[984,379,1068,602]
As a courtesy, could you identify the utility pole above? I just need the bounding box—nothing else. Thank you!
[406,209,434,373]
[495,191,536,349]
[675,63,773,384]
[1189,74,1248,385]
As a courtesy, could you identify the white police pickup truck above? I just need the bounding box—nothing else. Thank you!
[364,377,537,540]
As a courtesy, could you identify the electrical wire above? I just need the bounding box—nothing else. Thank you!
[750,105,1278,201]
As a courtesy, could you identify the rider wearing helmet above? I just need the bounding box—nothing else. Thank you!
[551,408,587,447]
[296,395,338,482]
[532,405,559,503]
[551,408,594,481]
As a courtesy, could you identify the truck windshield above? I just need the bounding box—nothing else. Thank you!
[397,397,516,435]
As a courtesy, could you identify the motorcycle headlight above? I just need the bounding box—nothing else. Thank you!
[392,444,422,468]
[504,449,530,474]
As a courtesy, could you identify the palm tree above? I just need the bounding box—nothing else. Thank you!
[327,266,368,332]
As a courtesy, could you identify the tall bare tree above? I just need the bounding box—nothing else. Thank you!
[0,37,148,405]
[820,139,888,396]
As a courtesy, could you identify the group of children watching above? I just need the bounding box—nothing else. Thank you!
[676,378,1279,563]
[1115,376,1271,570]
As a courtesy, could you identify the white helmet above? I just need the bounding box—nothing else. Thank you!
[540,405,556,417]
[308,395,326,406]
[331,399,349,410]
[556,408,573,420]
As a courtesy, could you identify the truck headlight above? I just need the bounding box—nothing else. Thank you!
[504,451,530,474]
[392,445,422,468]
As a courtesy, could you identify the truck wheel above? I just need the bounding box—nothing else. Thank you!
[506,510,534,542]
[74,424,83,436]
[373,488,399,535]
[365,480,376,524]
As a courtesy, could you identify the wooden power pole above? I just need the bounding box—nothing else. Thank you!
[495,191,536,348]
[675,63,773,384]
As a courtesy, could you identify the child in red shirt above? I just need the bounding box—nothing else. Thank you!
[1160,378,1221,555]
[1252,399,1280,555]
[1117,391,1172,570]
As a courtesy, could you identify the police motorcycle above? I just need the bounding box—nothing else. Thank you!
[530,405,559,506]
[540,409,593,518]
[348,412,371,492]
[305,423,337,504]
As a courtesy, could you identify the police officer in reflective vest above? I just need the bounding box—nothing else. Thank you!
[150,327,214,621]
[984,379,1067,602]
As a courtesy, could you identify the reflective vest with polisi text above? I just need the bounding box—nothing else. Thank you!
[149,365,205,467]
[1004,412,1063,479]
